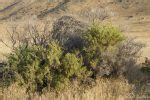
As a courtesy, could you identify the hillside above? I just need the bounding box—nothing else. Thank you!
[0,0,150,100]
[0,0,150,58]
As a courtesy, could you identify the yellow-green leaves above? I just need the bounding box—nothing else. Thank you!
[83,23,124,52]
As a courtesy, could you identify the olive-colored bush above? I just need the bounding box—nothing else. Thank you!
[1,41,91,93]
[81,23,125,77]
[83,23,124,51]
[51,53,91,91]
[2,41,62,93]
[61,53,91,79]
[1,21,144,94]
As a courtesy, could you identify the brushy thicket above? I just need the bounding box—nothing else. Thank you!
[0,22,144,94]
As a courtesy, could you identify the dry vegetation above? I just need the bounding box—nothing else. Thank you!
[0,16,149,100]
[0,0,150,100]
[1,78,133,100]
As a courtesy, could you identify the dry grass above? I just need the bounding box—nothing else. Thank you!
[1,77,133,100]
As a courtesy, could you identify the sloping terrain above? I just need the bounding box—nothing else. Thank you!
[0,1,23,20]
[0,0,150,58]
[0,0,150,99]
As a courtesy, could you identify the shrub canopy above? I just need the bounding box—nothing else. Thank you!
[1,22,144,93]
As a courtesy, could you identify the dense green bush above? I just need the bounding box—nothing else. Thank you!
[62,53,91,80]
[1,22,144,94]
[83,23,124,51]
[2,41,91,93]
[81,23,124,76]
[3,41,62,93]
[51,53,91,91]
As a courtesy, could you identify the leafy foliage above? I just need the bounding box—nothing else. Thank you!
[3,41,62,93]
[81,23,125,76]
[83,23,124,51]
[1,22,144,94]
[61,53,91,79]
[51,53,91,91]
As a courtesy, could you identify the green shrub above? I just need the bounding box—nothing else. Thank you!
[83,23,124,51]
[82,23,124,74]
[51,53,91,91]
[2,41,63,93]
[2,40,91,93]
[1,22,144,94]
[61,53,91,79]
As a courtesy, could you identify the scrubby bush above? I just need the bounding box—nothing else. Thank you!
[83,23,124,52]
[52,16,87,51]
[2,41,63,93]
[2,43,92,93]
[51,53,91,91]
[62,53,91,80]
[0,20,144,94]
[115,38,144,74]
[81,23,125,77]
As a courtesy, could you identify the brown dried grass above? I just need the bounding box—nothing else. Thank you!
[1,77,133,100]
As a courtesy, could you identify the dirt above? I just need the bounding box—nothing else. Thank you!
[0,0,150,59]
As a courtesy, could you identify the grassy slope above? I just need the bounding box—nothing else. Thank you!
[0,0,150,99]
[0,0,150,57]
